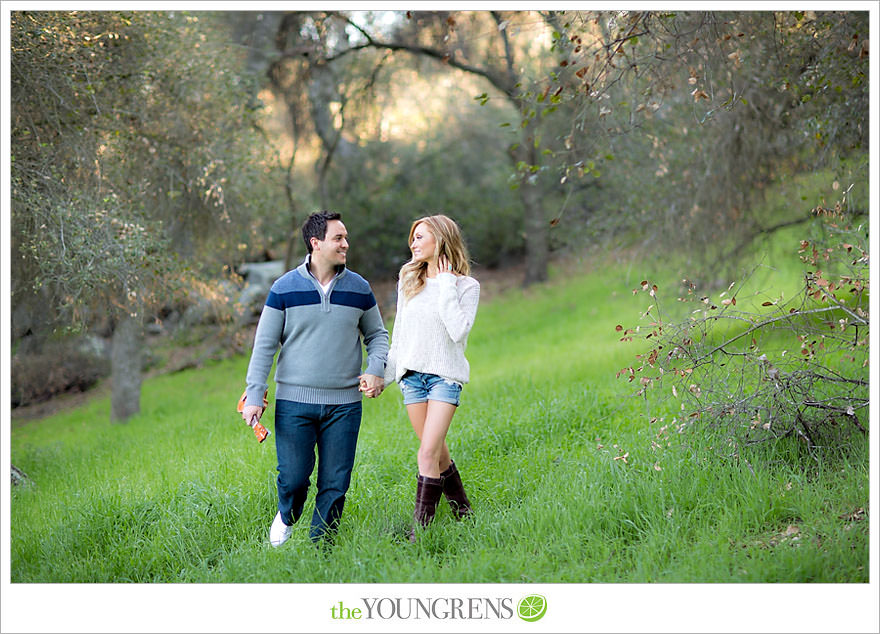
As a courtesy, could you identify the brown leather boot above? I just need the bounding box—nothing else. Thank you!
[409,474,443,543]
[440,460,472,520]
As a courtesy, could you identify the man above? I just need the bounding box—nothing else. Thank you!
[242,211,388,546]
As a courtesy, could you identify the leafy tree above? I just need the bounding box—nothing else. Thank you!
[232,11,528,281]
[10,11,275,420]
[300,10,581,285]
[526,10,870,274]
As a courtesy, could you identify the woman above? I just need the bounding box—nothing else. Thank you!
[377,214,480,541]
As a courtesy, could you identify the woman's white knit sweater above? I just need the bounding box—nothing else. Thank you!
[385,272,480,385]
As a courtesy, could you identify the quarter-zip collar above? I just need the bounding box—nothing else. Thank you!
[300,255,346,312]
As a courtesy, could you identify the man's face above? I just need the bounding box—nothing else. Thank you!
[311,219,349,268]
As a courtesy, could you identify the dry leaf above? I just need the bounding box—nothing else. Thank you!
[839,507,865,522]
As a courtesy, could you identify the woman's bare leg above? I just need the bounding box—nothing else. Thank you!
[409,400,457,478]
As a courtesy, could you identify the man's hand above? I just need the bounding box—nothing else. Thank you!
[242,404,263,425]
[359,373,385,398]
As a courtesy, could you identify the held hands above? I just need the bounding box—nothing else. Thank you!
[359,373,385,398]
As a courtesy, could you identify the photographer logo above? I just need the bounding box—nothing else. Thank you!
[517,595,547,622]
[329,594,548,622]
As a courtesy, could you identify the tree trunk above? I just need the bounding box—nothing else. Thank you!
[111,313,143,422]
[283,154,303,272]
[519,178,549,286]
[511,117,549,286]
[284,217,302,272]
[308,60,359,209]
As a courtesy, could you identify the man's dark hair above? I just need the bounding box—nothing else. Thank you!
[302,211,342,253]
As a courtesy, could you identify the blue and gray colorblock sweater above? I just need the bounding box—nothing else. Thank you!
[245,257,389,406]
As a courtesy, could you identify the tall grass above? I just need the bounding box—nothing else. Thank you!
[9,245,869,586]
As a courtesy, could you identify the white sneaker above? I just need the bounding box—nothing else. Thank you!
[269,511,292,547]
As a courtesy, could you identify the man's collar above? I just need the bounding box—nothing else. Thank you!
[304,254,345,279]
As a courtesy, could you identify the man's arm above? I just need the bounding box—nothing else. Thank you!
[243,303,284,419]
[359,301,389,397]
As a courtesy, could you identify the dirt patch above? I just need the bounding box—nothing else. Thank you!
[472,261,529,301]
[10,382,112,426]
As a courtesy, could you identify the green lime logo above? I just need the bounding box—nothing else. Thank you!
[517,594,547,622]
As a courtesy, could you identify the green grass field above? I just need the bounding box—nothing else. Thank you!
[9,238,870,587]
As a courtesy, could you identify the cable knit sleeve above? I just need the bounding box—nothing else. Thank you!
[436,273,480,343]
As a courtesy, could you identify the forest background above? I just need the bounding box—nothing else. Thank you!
[6,8,873,420]
[2,5,878,634]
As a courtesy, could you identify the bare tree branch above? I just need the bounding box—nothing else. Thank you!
[325,26,511,96]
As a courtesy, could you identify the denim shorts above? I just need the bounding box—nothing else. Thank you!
[399,370,462,406]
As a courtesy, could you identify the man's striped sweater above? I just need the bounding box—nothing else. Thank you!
[245,257,388,406]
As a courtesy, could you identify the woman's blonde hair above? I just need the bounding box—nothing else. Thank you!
[399,214,471,300]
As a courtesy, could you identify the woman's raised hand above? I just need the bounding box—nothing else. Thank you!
[438,255,454,274]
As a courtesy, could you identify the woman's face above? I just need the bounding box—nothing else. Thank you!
[410,222,437,264]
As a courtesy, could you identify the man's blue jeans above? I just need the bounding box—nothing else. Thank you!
[273,399,362,542]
